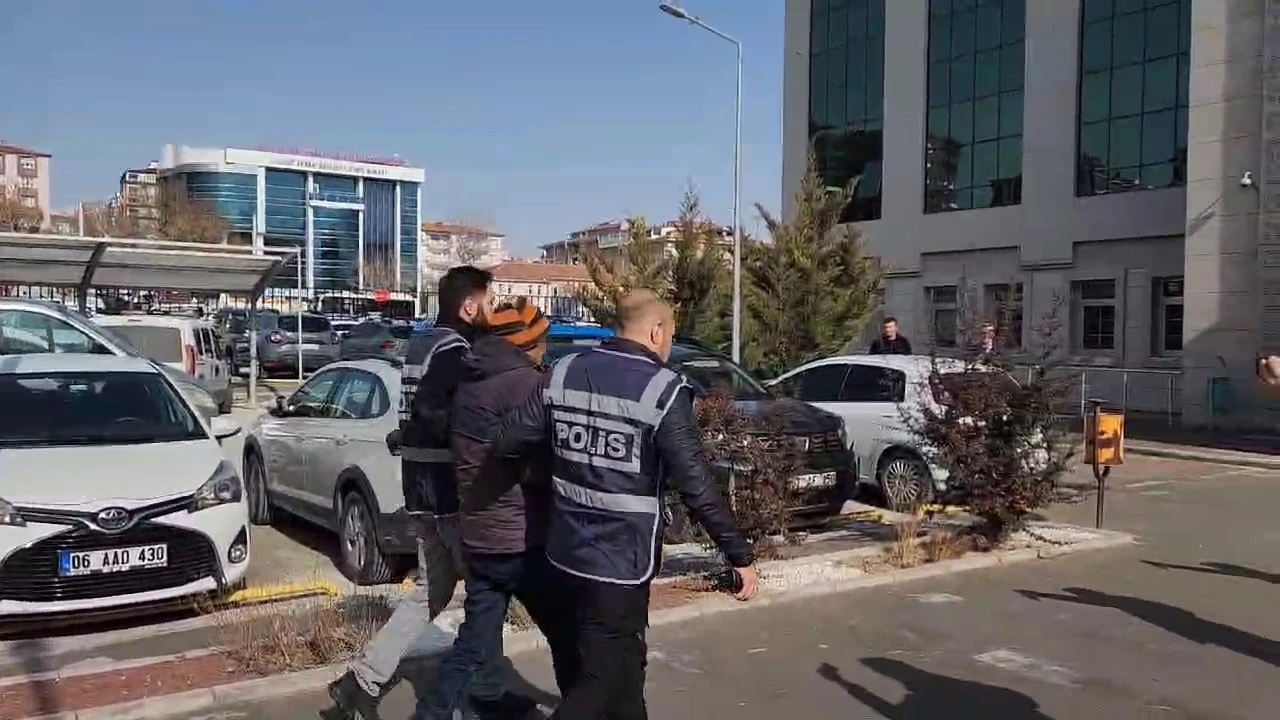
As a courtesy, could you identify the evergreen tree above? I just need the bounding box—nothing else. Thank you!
[576,217,671,328]
[742,155,882,377]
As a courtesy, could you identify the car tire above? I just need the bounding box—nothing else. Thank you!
[243,451,273,526]
[876,451,934,512]
[339,491,394,585]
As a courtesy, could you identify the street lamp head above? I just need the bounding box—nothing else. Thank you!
[658,3,690,20]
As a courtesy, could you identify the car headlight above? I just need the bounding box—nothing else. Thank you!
[190,460,243,512]
[0,497,26,527]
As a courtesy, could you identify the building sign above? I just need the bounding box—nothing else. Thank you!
[223,148,425,183]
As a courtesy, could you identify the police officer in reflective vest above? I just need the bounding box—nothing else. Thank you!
[331,266,534,720]
[493,289,759,720]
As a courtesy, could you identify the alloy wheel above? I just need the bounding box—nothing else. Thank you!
[882,457,925,510]
[341,500,369,572]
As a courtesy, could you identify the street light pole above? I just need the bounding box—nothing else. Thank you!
[658,2,743,363]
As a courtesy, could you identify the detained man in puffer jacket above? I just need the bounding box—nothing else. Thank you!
[416,298,579,720]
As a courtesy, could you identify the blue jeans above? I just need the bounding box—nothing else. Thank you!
[416,550,579,720]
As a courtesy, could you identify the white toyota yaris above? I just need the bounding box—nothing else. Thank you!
[0,354,250,616]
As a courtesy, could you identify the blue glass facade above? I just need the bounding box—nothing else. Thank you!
[399,182,420,290]
[182,172,256,233]
[362,180,397,291]
[263,170,307,289]
[170,159,420,297]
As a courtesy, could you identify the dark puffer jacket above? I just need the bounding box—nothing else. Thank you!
[450,333,551,554]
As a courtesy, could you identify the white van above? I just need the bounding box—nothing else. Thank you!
[95,314,233,413]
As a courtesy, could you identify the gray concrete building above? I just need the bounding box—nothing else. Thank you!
[783,0,1279,428]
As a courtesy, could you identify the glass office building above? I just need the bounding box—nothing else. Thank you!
[158,144,424,297]
[783,0,1277,426]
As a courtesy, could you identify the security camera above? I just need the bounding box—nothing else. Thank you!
[1241,171,1255,188]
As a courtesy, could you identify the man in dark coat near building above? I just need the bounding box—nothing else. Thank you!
[415,298,579,720]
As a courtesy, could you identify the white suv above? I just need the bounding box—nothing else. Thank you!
[770,355,1027,510]
[95,314,233,413]
[0,354,248,616]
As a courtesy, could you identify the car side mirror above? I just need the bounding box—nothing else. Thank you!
[210,415,242,442]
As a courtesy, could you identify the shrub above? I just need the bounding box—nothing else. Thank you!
[689,389,804,555]
[902,283,1075,541]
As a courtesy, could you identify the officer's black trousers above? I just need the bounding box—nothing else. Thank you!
[550,568,651,720]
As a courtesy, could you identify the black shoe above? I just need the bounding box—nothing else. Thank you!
[469,691,540,719]
[328,672,381,720]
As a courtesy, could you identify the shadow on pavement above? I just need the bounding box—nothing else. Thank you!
[1141,560,1280,585]
[10,636,57,719]
[817,658,1054,719]
[1016,587,1280,668]
[382,654,560,715]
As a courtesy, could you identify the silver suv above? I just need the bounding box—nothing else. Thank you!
[0,298,224,420]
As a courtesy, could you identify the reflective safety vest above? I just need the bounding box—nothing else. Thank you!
[542,346,687,585]
[399,327,469,513]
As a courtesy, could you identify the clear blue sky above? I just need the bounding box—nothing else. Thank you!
[1,0,783,256]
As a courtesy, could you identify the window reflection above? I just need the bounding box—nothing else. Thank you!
[924,0,1025,214]
[1076,0,1190,196]
[808,0,885,222]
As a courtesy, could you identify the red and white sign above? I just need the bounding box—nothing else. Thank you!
[373,289,391,303]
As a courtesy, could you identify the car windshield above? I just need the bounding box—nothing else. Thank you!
[279,315,331,333]
[105,326,183,363]
[673,354,770,399]
[0,371,206,448]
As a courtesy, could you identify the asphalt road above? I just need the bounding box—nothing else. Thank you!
[159,458,1280,720]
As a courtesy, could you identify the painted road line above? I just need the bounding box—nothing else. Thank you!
[974,648,1079,687]
[217,581,339,607]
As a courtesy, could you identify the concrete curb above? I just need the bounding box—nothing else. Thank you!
[1125,442,1280,470]
[42,528,1136,720]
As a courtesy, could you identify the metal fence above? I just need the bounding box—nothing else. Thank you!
[1015,364,1181,425]
[1,285,593,324]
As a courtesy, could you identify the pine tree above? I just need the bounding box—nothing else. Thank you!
[575,189,731,347]
[668,189,730,350]
[742,155,882,377]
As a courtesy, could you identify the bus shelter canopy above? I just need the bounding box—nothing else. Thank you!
[0,232,288,298]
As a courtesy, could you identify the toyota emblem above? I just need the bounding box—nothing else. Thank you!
[96,507,130,531]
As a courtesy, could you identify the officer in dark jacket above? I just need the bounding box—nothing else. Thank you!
[491,289,759,720]
[331,267,530,720]
[868,316,913,355]
[418,298,579,720]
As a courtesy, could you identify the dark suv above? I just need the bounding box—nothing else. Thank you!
[544,328,855,532]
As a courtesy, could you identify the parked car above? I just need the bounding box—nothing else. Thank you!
[214,308,279,375]
[0,354,248,616]
[241,358,413,584]
[339,320,412,361]
[0,298,225,421]
[544,325,855,533]
[253,313,341,376]
[768,354,1028,510]
[95,314,234,414]
[328,317,361,340]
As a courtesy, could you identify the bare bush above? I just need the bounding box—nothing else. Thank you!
[0,194,43,233]
[903,280,1075,542]
[690,389,804,556]
[212,593,393,676]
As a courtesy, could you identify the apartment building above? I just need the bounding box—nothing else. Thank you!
[419,222,507,285]
[119,162,160,234]
[489,260,592,318]
[539,218,733,266]
[784,0,1275,426]
[0,141,51,231]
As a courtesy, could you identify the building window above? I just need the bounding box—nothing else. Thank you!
[1152,276,1183,354]
[20,196,36,208]
[924,0,1025,213]
[984,281,1023,348]
[1076,0,1190,195]
[809,0,885,222]
[1073,279,1117,351]
[927,285,959,347]
[18,157,36,172]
